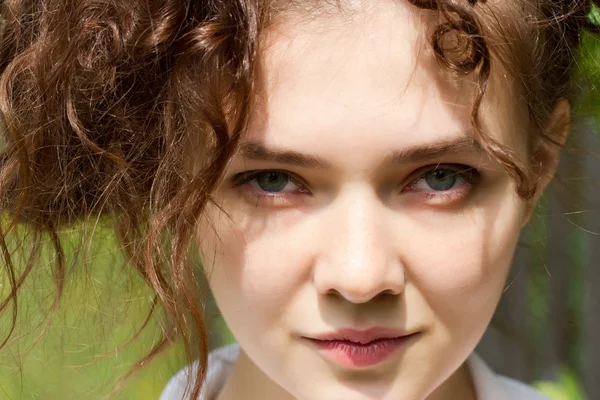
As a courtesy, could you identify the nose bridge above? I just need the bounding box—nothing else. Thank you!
[314,187,404,303]
[341,194,382,271]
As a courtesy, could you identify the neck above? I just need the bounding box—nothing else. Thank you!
[215,349,294,400]
[427,362,477,400]
[215,350,477,400]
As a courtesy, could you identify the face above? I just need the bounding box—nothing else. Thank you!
[197,2,534,400]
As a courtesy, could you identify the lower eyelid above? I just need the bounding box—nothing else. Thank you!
[413,184,473,204]
[238,185,304,208]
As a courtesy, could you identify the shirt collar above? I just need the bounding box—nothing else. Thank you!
[467,352,511,400]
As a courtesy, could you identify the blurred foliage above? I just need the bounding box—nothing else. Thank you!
[0,221,187,399]
[575,23,600,119]
[534,368,588,400]
[524,8,600,398]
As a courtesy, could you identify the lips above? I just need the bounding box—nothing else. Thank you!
[304,328,419,368]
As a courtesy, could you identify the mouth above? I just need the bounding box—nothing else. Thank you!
[303,328,420,368]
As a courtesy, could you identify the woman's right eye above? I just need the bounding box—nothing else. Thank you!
[233,170,301,192]
[230,170,310,207]
[251,171,297,192]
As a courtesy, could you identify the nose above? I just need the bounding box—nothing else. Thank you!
[312,189,405,303]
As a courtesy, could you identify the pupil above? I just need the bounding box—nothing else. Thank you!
[257,172,289,192]
[426,169,456,191]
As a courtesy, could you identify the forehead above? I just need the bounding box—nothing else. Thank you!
[248,0,527,159]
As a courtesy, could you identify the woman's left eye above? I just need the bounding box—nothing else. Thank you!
[413,166,475,191]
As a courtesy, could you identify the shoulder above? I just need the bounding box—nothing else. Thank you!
[496,375,550,400]
[159,344,239,400]
[160,361,197,400]
[468,353,550,400]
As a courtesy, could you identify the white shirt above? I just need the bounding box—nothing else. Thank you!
[160,344,549,400]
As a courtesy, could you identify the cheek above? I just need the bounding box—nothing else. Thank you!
[405,192,526,335]
[197,204,311,332]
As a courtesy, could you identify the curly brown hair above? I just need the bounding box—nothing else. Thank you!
[0,0,598,397]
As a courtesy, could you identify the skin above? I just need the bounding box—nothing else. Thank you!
[196,2,568,399]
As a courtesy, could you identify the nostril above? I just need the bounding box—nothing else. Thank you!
[326,286,395,305]
[381,288,401,296]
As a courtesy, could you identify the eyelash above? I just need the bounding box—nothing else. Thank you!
[230,165,480,207]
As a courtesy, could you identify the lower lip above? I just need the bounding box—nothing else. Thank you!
[307,334,418,368]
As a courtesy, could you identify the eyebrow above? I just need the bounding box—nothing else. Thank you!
[237,136,483,169]
[384,136,483,165]
[238,141,334,169]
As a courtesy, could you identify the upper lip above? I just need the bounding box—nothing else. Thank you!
[305,328,417,345]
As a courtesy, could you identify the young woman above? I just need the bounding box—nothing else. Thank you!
[0,0,597,399]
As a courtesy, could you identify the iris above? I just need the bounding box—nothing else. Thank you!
[425,169,458,191]
[255,171,290,192]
